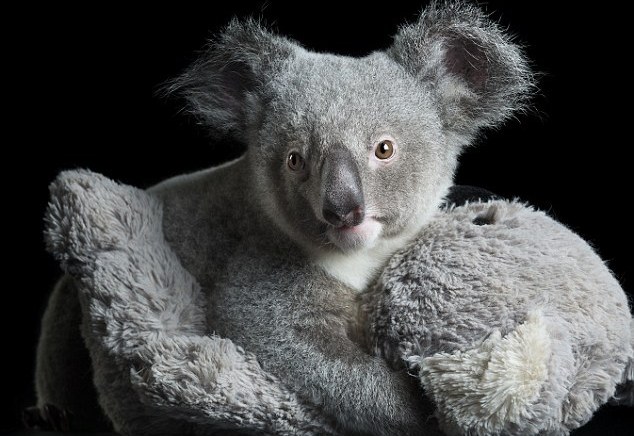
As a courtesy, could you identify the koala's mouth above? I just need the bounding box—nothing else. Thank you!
[325,217,382,251]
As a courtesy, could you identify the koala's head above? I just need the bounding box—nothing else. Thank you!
[170,1,533,253]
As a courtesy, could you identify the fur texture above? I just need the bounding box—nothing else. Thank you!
[363,200,634,435]
[166,1,533,280]
[388,1,533,135]
[101,3,531,433]
[43,170,337,435]
[39,173,633,435]
[34,2,632,435]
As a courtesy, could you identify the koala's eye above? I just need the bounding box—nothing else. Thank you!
[375,140,395,160]
[287,151,305,171]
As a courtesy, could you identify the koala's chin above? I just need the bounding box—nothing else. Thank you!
[325,218,382,252]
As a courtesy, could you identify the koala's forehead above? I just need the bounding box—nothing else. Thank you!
[262,51,431,140]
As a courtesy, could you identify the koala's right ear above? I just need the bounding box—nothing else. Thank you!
[166,19,296,138]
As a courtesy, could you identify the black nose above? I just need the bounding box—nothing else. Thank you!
[323,204,365,228]
[321,147,365,228]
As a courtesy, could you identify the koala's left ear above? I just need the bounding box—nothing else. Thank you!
[388,1,534,135]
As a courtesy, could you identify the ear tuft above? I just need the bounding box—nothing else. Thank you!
[388,1,535,135]
[163,19,296,139]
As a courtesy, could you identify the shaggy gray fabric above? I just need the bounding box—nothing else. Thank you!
[364,201,634,435]
[44,170,336,435]
[40,171,633,435]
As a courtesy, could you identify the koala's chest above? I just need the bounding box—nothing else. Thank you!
[314,248,392,292]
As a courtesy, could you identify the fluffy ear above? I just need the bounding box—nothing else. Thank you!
[388,1,534,135]
[166,19,296,138]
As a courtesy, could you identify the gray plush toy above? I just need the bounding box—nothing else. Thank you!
[34,1,633,435]
[362,200,634,435]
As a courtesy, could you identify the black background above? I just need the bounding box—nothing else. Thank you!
[4,1,633,434]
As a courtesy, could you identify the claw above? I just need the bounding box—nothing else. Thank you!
[22,404,72,431]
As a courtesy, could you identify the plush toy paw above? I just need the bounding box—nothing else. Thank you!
[45,170,207,353]
[130,335,329,435]
[45,170,163,274]
[417,311,573,435]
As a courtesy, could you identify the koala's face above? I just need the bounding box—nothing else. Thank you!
[173,7,531,253]
[251,52,457,253]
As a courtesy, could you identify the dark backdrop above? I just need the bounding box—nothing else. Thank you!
[5,1,632,434]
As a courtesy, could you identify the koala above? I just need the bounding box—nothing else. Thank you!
[35,2,532,434]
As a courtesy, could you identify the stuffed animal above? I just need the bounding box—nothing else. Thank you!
[362,199,634,435]
[33,1,633,435]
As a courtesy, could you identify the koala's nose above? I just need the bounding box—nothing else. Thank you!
[321,147,365,228]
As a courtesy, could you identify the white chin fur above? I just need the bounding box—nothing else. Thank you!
[326,218,382,252]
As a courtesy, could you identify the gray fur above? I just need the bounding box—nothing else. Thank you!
[166,0,533,260]
[35,276,110,431]
[38,2,630,435]
[43,170,339,435]
[388,1,533,135]
[157,4,534,432]
[164,18,296,140]
[39,172,633,435]
[363,201,633,435]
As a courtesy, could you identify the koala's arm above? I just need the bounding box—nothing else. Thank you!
[214,250,436,435]
[240,283,435,436]
[285,324,434,435]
